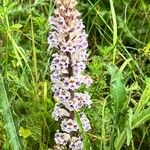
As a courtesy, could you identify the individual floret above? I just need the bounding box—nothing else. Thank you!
[72,92,92,111]
[54,88,71,102]
[80,112,91,132]
[69,136,83,150]
[64,76,81,90]
[52,103,70,121]
[61,119,78,133]
[54,130,70,146]
[50,53,69,73]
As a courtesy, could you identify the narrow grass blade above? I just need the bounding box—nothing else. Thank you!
[109,0,117,63]
[109,0,117,46]
[0,75,24,150]
[126,108,133,146]
[119,58,133,73]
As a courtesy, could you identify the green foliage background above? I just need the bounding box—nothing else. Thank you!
[0,0,150,149]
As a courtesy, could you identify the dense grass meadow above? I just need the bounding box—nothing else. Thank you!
[0,0,150,149]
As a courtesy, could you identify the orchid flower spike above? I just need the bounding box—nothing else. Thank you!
[48,0,93,149]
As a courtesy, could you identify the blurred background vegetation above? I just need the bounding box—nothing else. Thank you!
[0,0,150,149]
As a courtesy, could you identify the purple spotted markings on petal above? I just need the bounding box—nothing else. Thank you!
[72,92,92,110]
[63,99,77,111]
[52,103,70,121]
[54,130,70,146]
[64,76,81,90]
[72,61,86,75]
[54,88,71,102]
[80,112,91,132]
[50,53,69,73]
[69,136,83,150]
[50,71,60,82]
[61,119,78,133]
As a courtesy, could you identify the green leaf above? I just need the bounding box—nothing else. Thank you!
[107,63,127,112]
[7,1,19,11]
[0,6,4,17]
[3,0,10,6]
[115,107,150,150]
[115,130,126,150]
[10,24,22,31]
[132,108,150,129]
[0,75,24,150]
[88,56,103,76]
[135,78,150,114]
